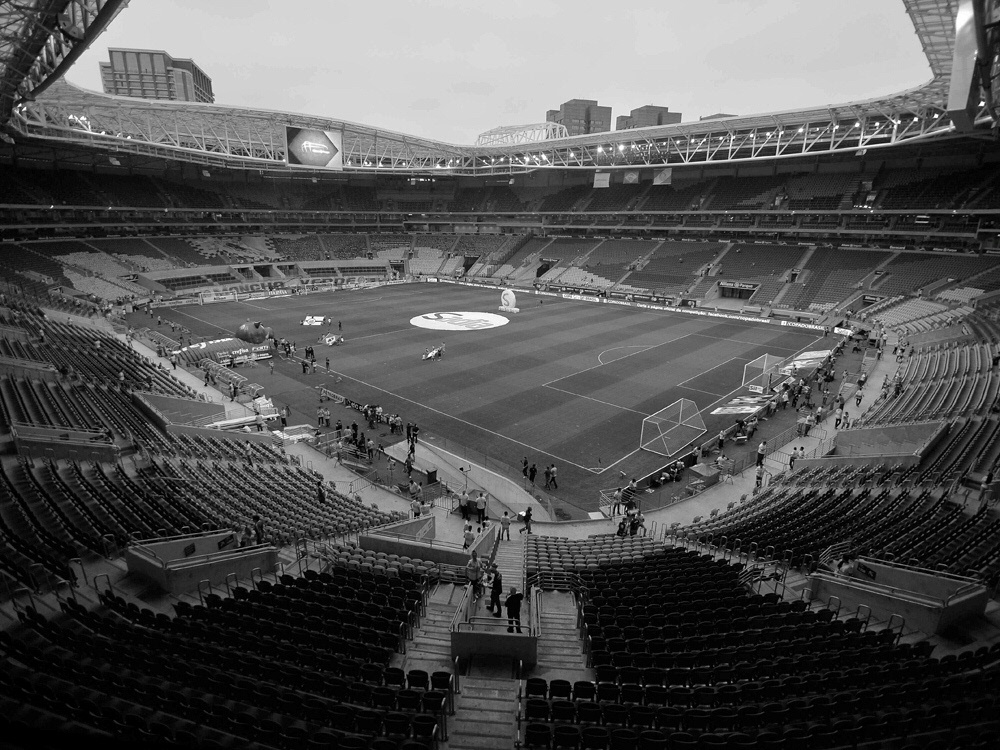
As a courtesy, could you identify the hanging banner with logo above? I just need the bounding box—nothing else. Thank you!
[623,171,639,184]
[653,168,673,185]
[593,172,611,188]
[285,126,343,170]
[778,349,832,376]
[710,395,773,416]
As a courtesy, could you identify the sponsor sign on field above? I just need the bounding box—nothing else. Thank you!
[410,312,509,331]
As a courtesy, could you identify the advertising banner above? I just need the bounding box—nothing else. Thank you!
[285,126,343,170]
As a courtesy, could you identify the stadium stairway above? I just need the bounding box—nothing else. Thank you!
[534,590,587,672]
[447,675,519,750]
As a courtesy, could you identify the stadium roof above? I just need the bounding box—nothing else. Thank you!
[3,0,997,175]
[0,0,127,132]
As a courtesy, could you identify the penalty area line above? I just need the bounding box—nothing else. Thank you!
[323,369,602,474]
[543,333,692,387]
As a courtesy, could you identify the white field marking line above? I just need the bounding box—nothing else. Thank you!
[349,327,419,341]
[598,345,654,365]
[542,333,693,388]
[543,385,649,415]
[678,385,727,398]
[238,301,269,310]
[686,331,804,351]
[321,368,600,473]
[167,308,235,335]
[675,354,744,387]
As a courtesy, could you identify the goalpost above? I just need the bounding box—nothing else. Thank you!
[640,398,706,457]
[742,353,785,394]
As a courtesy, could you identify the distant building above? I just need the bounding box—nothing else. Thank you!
[546,99,612,136]
[616,105,682,130]
[700,112,737,121]
[100,48,214,103]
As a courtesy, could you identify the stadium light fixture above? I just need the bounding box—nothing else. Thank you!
[617,144,624,151]
[597,146,604,152]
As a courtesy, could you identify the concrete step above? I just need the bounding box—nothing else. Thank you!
[447,675,518,750]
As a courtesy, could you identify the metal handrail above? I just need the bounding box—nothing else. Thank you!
[93,573,113,597]
[886,613,906,643]
[449,583,475,633]
[67,557,87,587]
[11,586,36,614]
[53,578,78,605]
[197,579,213,607]
[812,570,948,609]
[453,655,461,694]
[530,587,542,637]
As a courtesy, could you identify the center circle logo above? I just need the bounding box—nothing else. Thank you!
[410,312,509,331]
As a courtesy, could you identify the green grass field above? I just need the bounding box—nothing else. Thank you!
[153,283,823,517]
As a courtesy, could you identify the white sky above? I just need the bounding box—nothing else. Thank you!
[67,0,933,145]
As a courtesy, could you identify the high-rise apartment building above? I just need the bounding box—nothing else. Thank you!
[545,99,612,136]
[616,105,682,130]
[100,48,214,103]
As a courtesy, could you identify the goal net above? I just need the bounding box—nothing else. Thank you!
[640,398,706,457]
[742,353,784,394]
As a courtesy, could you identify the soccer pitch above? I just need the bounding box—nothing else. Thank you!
[159,283,822,515]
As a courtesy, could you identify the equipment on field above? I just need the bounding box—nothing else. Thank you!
[743,353,784,394]
[640,398,706,457]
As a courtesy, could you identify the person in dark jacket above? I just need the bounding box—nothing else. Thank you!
[505,586,524,633]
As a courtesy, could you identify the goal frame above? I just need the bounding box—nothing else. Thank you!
[640,398,706,457]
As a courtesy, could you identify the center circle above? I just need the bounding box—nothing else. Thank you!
[410,311,510,331]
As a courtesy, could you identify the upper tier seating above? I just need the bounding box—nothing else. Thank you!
[785,172,867,210]
[779,247,891,311]
[584,184,645,212]
[539,186,593,213]
[270,235,325,261]
[539,238,601,262]
[640,182,707,211]
[717,244,807,280]
[318,234,368,259]
[581,239,657,284]
[707,175,787,210]
[873,252,1000,297]
[623,242,724,295]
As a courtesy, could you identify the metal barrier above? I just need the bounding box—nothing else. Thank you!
[93,573,113,597]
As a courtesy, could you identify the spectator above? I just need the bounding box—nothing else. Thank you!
[505,587,524,633]
[458,489,470,521]
[519,507,532,535]
[475,493,487,524]
[466,551,483,597]
[611,487,623,517]
[487,565,503,616]
[252,515,265,545]
[500,511,511,541]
